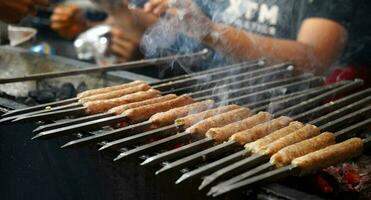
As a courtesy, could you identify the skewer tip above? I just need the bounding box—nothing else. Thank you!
[113,154,124,162]
[60,142,74,149]
[11,117,26,122]
[207,186,220,196]
[175,174,190,184]
[0,117,15,124]
[155,166,169,175]
[31,133,44,140]
[140,158,154,166]
[33,126,44,133]
[98,144,112,152]
[198,176,215,190]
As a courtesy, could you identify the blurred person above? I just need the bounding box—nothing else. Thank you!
[0,0,49,24]
[50,0,150,62]
[139,0,358,75]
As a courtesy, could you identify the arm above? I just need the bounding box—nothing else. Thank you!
[143,0,348,74]
[202,18,348,73]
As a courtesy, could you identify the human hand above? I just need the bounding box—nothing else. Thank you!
[168,0,213,41]
[50,4,87,39]
[143,0,170,15]
[0,0,49,23]
[109,26,139,62]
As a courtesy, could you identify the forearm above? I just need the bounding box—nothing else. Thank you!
[202,23,341,74]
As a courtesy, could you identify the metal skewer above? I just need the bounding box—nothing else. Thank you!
[0,50,210,84]
[137,81,357,171]
[35,69,293,134]
[2,58,262,120]
[7,62,280,124]
[175,87,371,184]
[96,76,314,152]
[1,97,78,118]
[31,74,294,139]
[197,104,371,190]
[56,76,319,148]
[111,81,329,163]
[212,136,371,197]
[208,117,371,194]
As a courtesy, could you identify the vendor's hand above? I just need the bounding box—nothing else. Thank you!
[143,0,170,15]
[50,5,87,39]
[110,27,139,62]
[169,0,213,40]
[0,0,49,23]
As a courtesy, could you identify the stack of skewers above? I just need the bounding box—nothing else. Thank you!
[1,60,371,199]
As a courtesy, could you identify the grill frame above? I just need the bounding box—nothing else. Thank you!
[1,58,370,200]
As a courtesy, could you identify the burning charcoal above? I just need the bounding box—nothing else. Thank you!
[57,83,77,100]
[37,91,57,103]
[76,82,88,94]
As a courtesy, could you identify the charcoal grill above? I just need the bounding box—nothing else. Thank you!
[1,52,370,200]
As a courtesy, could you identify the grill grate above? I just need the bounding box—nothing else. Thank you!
[1,60,370,200]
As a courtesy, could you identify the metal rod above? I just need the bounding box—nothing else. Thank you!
[212,136,371,197]
[252,81,347,113]
[98,124,179,151]
[162,64,291,96]
[7,66,291,124]
[273,79,364,117]
[199,103,371,190]
[12,107,87,123]
[334,118,371,141]
[319,105,371,132]
[212,165,300,197]
[114,131,192,161]
[209,77,323,104]
[175,150,249,184]
[1,97,78,118]
[293,88,371,121]
[184,68,291,98]
[33,113,115,134]
[199,154,268,190]
[32,114,128,140]
[211,117,371,191]
[173,82,366,185]
[153,59,264,85]
[109,78,327,167]
[310,96,371,127]
[60,121,152,149]
[0,50,209,84]
[154,140,241,175]
[207,162,275,195]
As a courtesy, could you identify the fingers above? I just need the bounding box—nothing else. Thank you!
[110,28,138,60]
[50,5,84,38]
[144,0,169,15]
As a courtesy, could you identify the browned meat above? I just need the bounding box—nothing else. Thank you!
[258,124,320,156]
[79,83,151,103]
[123,95,194,122]
[186,107,252,136]
[175,105,241,129]
[230,116,293,145]
[149,100,215,128]
[245,121,304,153]
[84,89,160,114]
[206,112,273,142]
[77,80,146,98]
[270,132,336,168]
[108,94,177,115]
[292,138,364,175]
